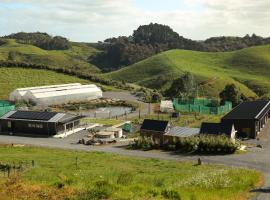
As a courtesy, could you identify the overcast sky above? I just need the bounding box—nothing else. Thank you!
[0,0,269,42]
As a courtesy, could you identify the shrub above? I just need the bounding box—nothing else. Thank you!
[130,137,157,151]
[132,135,239,154]
[78,180,113,200]
[161,189,181,200]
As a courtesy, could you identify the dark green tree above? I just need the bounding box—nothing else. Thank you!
[219,84,242,106]
[166,72,197,99]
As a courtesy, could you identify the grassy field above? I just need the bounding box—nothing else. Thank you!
[82,118,125,126]
[0,145,262,200]
[106,45,270,99]
[0,39,99,73]
[131,113,222,128]
[0,67,119,99]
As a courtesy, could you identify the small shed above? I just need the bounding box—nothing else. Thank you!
[160,100,174,113]
[200,122,237,139]
[140,119,170,145]
[123,123,133,133]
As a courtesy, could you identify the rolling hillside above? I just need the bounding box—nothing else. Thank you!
[0,67,120,99]
[0,39,99,73]
[106,45,270,99]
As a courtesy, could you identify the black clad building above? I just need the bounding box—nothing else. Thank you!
[0,110,83,137]
[221,101,270,138]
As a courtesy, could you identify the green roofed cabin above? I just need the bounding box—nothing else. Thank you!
[221,101,270,139]
[0,110,84,137]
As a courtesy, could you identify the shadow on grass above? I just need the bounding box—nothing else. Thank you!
[250,188,270,193]
[114,143,234,157]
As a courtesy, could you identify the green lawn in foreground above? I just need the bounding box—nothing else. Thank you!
[0,146,261,200]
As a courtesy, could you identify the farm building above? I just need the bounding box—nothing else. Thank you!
[200,122,236,140]
[0,101,15,117]
[221,101,270,139]
[0,110,84,136]
[9,83,81,101]
[10,83,102,106]
[140,119,200,146]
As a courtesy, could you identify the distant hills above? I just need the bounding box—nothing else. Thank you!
[90,23,270,71]
[0,35,99,73]
[105,45,270,99]
[1,24,270,100]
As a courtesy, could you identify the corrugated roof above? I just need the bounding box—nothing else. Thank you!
[167,127,199,137]
[222,101,270,120]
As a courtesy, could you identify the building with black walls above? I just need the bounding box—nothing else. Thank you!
[0,110,84,137]
[221,101,270,138]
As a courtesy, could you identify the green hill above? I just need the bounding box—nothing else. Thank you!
[0,67,90,99]
[0,67,120,100]
[0,39,99,73]
[106,45,270,98]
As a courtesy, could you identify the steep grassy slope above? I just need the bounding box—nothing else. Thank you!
[0,39,99,73]
[106,45,270,98]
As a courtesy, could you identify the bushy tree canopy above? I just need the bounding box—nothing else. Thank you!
[219,84,243,106]
[165,72,198,99]
[4,32,70,50]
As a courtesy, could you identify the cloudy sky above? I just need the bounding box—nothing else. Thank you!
[0,0,269,42]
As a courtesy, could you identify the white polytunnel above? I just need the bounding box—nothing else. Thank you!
[9,83,103,106]
[9,83,81,101]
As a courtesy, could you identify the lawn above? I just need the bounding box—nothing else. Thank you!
[131,113,223,128]
[82,118,125,126]
[0,146,262,200]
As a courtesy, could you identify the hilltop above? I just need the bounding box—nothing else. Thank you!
[0,38,99,73]
[105,45,270,99]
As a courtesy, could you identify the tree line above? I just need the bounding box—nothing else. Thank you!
[3,32,71,50]
[89,23,270,71]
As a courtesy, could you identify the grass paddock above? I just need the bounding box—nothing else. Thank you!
[0,145,262,200]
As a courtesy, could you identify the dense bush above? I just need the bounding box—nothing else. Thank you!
[4,32,71,50]
[130,137,157,151]
[132,135,239,154]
